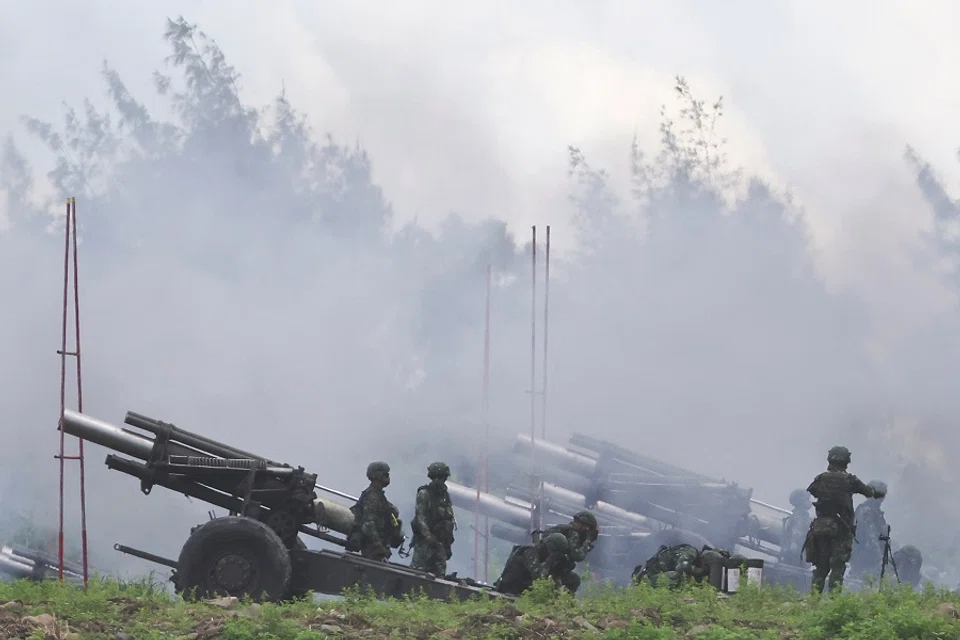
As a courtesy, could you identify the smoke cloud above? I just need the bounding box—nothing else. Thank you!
[2,5,960,587]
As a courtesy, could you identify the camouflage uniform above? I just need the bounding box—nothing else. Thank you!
[892,545,923,589]
[633,543,704,588]
[347,461,404,561]
[541,510,599,595]
[411,462,456,576]
[805,446,885,594]
[779,489,812,566]
[849,480,888,582]
[494,533,572,596]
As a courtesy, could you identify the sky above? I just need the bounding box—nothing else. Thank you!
[4,0,959,340]
[2,0,960,583]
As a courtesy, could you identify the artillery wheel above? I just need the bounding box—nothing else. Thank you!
[176,516,292,602]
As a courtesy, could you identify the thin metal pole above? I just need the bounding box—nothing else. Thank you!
[71,198,89,585]
[482,263,491,582]
[57,199,69,582]
[529,226,539,534]
[542,226,550,444]
[56,197,89,586]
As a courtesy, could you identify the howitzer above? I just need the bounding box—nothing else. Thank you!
[0,544,86,584]
[61,409,511,603]
[449,480,663,585]
[514,434,785,550]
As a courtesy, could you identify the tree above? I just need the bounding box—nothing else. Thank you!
[556,76,872,490]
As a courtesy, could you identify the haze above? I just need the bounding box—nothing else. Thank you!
[3,1,960,586]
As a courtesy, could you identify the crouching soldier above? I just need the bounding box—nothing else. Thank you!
[494,532,573,596]
[633,543,734,589]
[892,545,923,589]
[346,461,405,561]
[411,462,456,576]
[541,510,598,594]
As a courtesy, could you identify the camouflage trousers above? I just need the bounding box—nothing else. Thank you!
[360,544,391,562]
[643,569,699,590]
[556,569,581,595]
[806,525,853,594]
[411,543,448,576]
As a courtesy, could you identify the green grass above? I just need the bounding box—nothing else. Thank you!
[0,576,958,639]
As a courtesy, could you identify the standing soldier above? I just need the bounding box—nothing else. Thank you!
[541,510,599,594]
[411,462,456,576]
[347,461,404,562]
[849,480,889,582]
[805,446,886,594]
[779,489,813,566]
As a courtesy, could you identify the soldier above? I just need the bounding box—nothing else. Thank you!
[494,532,573,596]
[633,542,700,588]
[892,545,923,589]
[541,510,599,594]
[805,445,886,594]
[779,489,812,566]
[410,461,457,576]
[849,480,889,582]
[346,461,404,562]
[633,542,738,589]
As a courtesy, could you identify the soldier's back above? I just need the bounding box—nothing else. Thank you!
[808,470,868,524]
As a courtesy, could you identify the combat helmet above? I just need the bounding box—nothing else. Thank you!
[573,510,598,528]
[541,532,570,555]
[868,480,887,499]
[898,545,922,562]
[789,489,811,508]
[427,461,451,479]
[827,445,851,466]
[366,461,391,482]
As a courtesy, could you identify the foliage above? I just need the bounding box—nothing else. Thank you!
[0,576,957,638]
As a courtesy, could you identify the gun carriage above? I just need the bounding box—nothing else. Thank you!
[60,409,510,603]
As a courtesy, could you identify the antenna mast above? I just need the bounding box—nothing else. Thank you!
[474,263,492,582]
[56,197,89,585]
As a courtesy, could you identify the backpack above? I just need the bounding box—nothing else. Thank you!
[345,489,369,552]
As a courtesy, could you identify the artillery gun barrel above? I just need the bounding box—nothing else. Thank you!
[507,482,656,532]
[0,553,34,577]
[514,434,597,477]
[62,410,356,537]
[125,411,276,463]
[447,482,532,531]
[126,411,358,503]
[569,433,715,481]
[0,546,84,582]
[8,544,84,576]
[489,523,532,545]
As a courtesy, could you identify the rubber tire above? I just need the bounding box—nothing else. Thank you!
[176,516,292,602]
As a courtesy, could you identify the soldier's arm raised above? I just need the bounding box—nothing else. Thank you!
[566,532,587,562]
[850,474,884,499]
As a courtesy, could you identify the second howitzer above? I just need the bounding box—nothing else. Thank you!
[60,409,510,603]
[0,544,86,584]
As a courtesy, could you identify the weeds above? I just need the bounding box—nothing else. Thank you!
[0,577,956,638]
